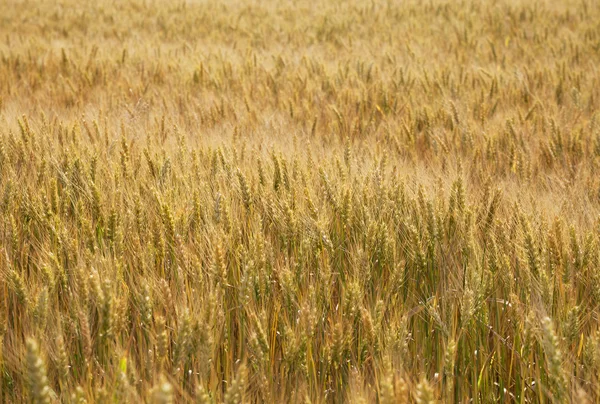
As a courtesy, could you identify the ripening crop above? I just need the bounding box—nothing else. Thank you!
[0,0,599,402]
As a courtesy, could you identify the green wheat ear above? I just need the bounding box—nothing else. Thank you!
[196,385,214,404]
[225,364,247,404]
[541,316,567,401]
[150,376,174,404]
[414,378,435,404]
[26,339,53,404]
[8,269,29,307]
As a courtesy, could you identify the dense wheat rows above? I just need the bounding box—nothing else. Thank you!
[1,0,600,402]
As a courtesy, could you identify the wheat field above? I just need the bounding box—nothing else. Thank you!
[0,0,599,402]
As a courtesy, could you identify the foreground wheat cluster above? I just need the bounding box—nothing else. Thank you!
[0,0,599,402]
